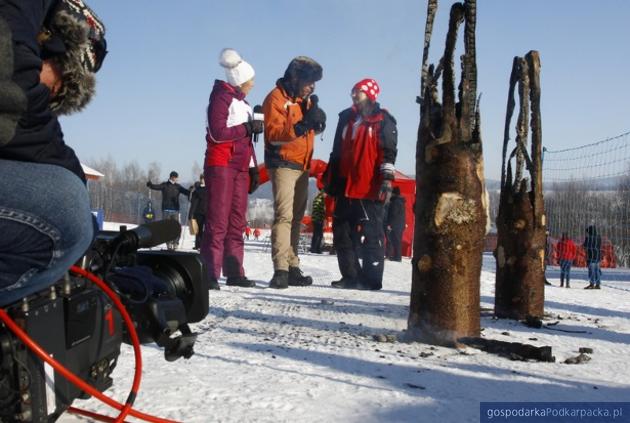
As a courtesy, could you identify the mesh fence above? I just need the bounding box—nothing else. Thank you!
[543,131,630,283]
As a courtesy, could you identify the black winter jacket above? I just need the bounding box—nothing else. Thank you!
[148,181,190,212]
[583,226,602,263]
[324,104,397,198]
[188,184,207,219]
[386,194,406,231]
[0,0,85,181]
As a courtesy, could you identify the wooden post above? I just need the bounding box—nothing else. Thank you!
[409,0,487,347]
[495,51,545,320]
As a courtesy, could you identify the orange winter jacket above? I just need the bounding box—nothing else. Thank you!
[262,81,315,171]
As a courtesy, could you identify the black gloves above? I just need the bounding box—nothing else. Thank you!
[294,96,326,136]
[378,180,393,204]
[248,167,260,194]
[378,163,395,204]
[146,181,152,187]
[244,120,264,136]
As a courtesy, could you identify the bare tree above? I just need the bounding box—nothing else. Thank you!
[495,51,545,320]
[191,161,202,182]
[409,0,487,347]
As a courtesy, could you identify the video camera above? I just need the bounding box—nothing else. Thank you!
[0,220,210,422]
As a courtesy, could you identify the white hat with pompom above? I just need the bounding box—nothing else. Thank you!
[219,48,255,87]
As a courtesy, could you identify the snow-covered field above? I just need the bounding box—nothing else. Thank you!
[61,226,630,422]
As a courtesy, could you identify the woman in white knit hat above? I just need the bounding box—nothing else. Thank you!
[201,48,262,289]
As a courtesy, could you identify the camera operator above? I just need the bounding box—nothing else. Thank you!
[0,0,106,306]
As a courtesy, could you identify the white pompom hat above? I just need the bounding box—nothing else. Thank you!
[219,48,255,87]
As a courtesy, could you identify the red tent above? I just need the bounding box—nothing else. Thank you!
[257,160,416,257]
[390,170,415,257]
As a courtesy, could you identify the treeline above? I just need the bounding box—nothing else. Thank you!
[85,158,275,227]
[85,157,198,224]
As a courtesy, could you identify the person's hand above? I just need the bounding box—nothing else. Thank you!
[378,180,393,204]
[146,181,152,187]
[309,108,326,134]
[294,96,326,136]
[244,120,264,136]
[248,167,260,194]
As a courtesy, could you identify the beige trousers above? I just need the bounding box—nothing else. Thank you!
[269,168,309,271]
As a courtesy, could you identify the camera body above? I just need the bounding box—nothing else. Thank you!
[0,222,209,421]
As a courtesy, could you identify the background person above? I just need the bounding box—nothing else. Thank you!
[556,232,576,288]
[263,56,325,289]
[201,48,261,289]
[324,78,397,291]
[385,186,406,262]
[0,0,105,306]
[310,189,326,254]
[188,173,207,250]
[147,170,190,250]
[142,200,155,224]
[583,225,602,289]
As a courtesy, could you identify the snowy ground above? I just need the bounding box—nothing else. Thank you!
[61,226,630,422]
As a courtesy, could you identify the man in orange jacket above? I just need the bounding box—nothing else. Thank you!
[263,56,325,289]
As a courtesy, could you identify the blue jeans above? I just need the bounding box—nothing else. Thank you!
[0,159,94,306]
[559,259,572,283]
[587,261,602,286]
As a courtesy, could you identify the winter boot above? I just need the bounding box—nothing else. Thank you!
[584,284,594,289]
[288,267,313,286]
[560,278,564,288]
[566,280,570,288]
[358,281,382,291]
[209,278,220,290]
[331,277,358,289]
[226,276,256,288]
[269,270,289,289]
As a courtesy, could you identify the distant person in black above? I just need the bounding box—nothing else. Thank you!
[142,200,155,224]
[188,174,207,250]
[310,189,326,254]
[583,225,602,289]
[147,171,190,250]
[385,186,406,261]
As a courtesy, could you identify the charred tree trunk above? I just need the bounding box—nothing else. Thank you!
[409,0,487,347]
[495,51,545,320]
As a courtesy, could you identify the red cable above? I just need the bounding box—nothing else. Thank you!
[0,266,180,423]
[69,265,140,423]
[66,406,120,422]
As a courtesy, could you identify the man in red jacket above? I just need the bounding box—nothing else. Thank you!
[324,79,397,290]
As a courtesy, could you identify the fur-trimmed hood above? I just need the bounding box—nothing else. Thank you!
[43,0,106,116]
[47,10,96,115]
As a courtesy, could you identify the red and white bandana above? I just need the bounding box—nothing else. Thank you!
[353,78,380,102]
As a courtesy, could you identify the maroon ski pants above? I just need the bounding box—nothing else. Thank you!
[201,166,249,279]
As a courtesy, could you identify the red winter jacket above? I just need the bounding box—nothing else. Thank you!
[557,238,577,261]
[325,105,397,200]
[205,80,256,171]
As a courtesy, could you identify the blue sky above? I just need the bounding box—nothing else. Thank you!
[61,0,630,182]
